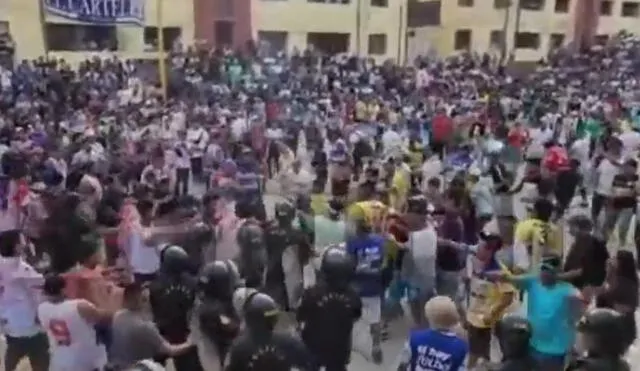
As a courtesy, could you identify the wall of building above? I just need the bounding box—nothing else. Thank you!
[5,0,195,63]
[408,0,577,62]
[193,0,253,49]
[252,0,406,62]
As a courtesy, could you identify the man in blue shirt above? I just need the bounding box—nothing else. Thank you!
[395,296,468,371]
[346,218,385,364]
[498,254,584,371]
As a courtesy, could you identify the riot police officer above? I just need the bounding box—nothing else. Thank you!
[297,246,362,371]
[235,212,267,289]
[264,202,312,310]
[148,245,202,371]
[566,308,631,371]
[491,314,536,371]
[225,292,317,371]
[196,260,243,370]
[125,359,167,371]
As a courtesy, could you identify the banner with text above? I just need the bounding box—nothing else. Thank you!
[44,0,145,25]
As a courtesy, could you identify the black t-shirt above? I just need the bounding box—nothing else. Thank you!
[611,173,638,209]
[563,234,609,289]
[297,284,361,363]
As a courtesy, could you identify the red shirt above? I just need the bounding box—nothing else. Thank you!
[508,128,528,148]
[266,102,279,122]
[543,146,570,172]
[432,114,453,142]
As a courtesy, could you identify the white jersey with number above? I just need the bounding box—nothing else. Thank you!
[37,299,106,371]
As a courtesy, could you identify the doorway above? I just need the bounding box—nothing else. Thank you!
[214,21,234,48]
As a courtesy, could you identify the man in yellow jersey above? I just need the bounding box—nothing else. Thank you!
[466,233,517,368]
[513,198,561,272]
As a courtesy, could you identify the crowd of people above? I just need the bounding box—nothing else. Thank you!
[0,30,640,371]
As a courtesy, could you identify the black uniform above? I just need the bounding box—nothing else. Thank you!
[197,260,243,364]
[566,308,631,371]
[225,292,317,371]
[235,218,267,289]
[148,245,202,371]
[491,314,536,371]
[263,202,311,309]
[297,246,361,371]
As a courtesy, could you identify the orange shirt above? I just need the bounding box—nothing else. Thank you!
[63,266,123,312]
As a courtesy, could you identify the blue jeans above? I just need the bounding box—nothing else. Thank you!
[531,348,566,371]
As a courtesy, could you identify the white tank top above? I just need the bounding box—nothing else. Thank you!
[37,299,106,371]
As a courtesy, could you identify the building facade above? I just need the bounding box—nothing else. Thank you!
[2,0,197,64]
[1,0,405,64]
[407,0,640,62]
[252,0,407,62]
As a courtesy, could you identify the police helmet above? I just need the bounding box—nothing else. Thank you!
[321,246,356,288]
[274,201,295,222]
[495,314,532,359]
[243,292,280,335]
[236,222,264,248]
[159,245,190,275]
[578,308,629,356]
[125,359,166,371]
[199,260,242,300]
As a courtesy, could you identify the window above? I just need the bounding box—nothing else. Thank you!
[494,0,510,8]
[143,27,182,51]
[520,0,545,11]
[600,0,613,15]
[216,0,235,17]
[258,31,288,52]
[554,0,570,12]
[454,29,472,50]
[549,33,564,49]
[621,2,640,17]
[45,23,117,51]
[371,0,388,6]
[458,0,474,6]
[368,34,387,55]
[515,32,540,49]
[489,30,504,47]
[307,33,349,54]
[594,34,609,45]
[0,22,14,57]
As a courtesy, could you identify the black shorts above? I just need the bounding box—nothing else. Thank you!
[467,325,492,357]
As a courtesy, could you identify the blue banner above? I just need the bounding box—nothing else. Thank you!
[44,0,145,25]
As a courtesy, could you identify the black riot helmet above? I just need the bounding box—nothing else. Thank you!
[199,260,242,300]
[578,308,629,357]
[495,314,532,359]
[321,246,356,290]
[124,359,166,371]
[243,292,280,337]
[274,201,295,224]
[236,222,264,249]
[159,245,190,276]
